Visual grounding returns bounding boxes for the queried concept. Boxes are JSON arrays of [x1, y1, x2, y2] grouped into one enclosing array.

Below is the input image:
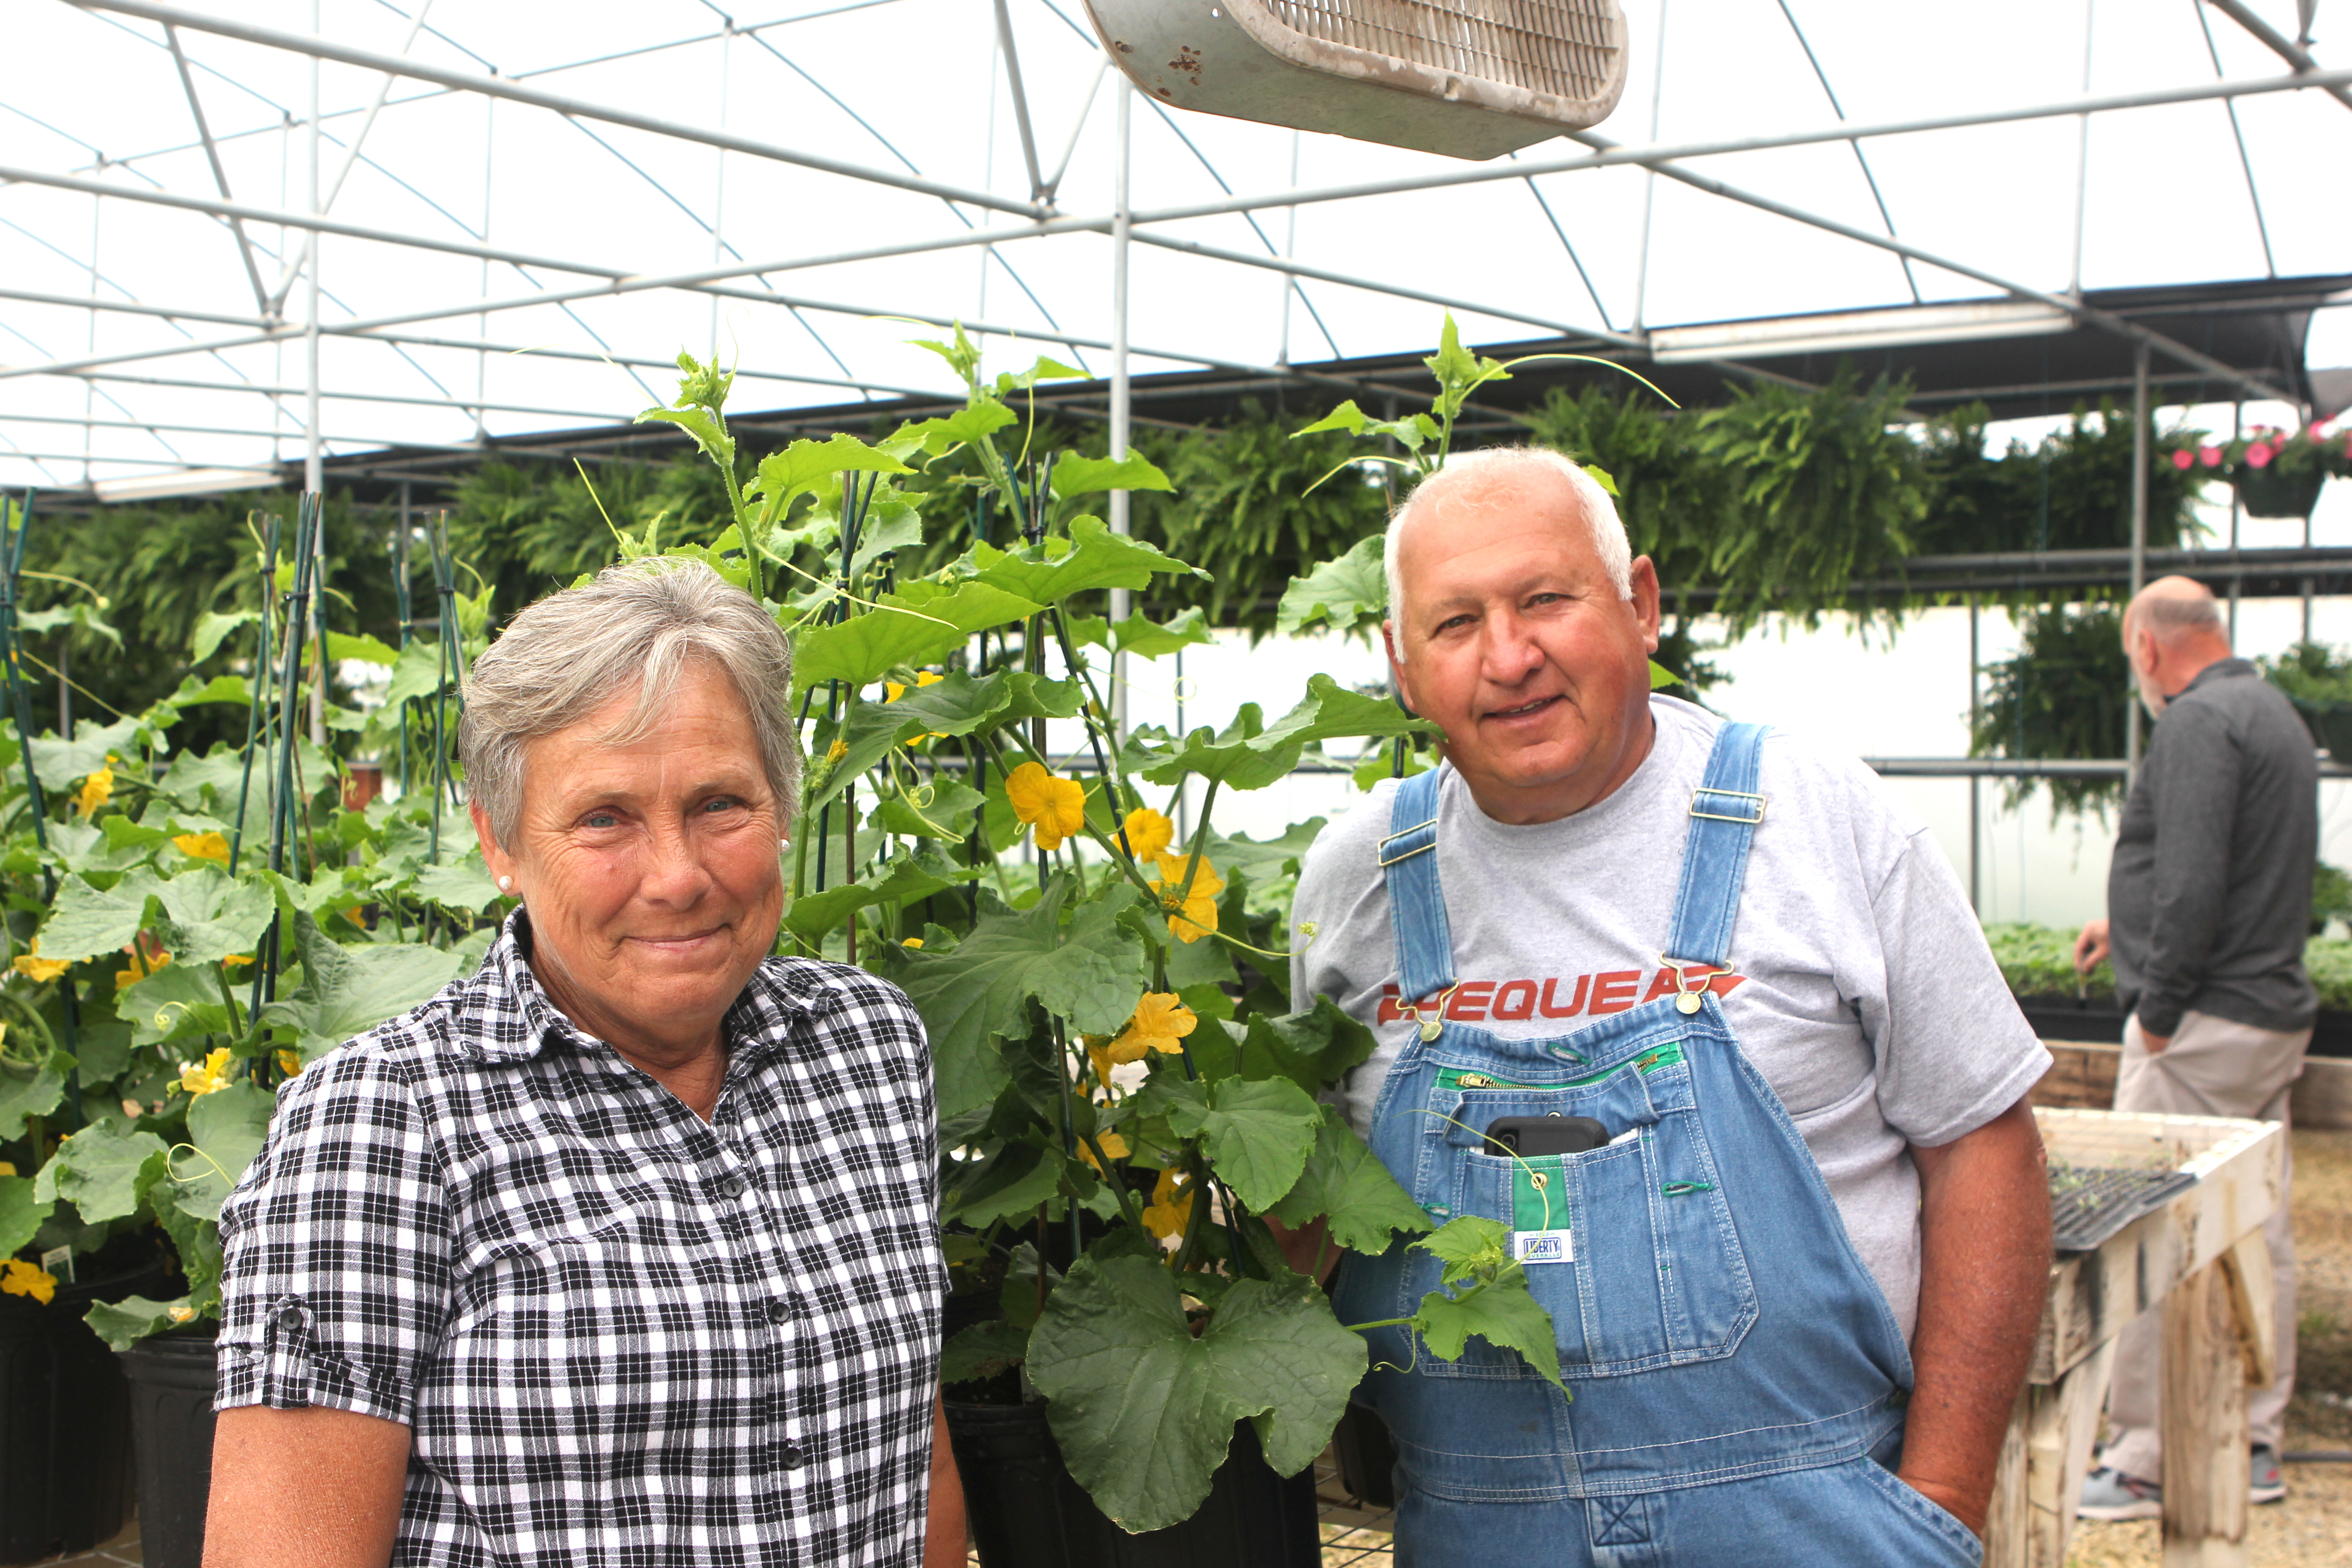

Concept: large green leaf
[[792, 580, 1043, 696], [152, 865, 278, 967], [0, 1173, 51, 1254], [945, 1139, 1068, 1228], [1234, 997, 1377, 1094], [1048, 453, 1174, 499], [1131, 676, 1435, 792], [1026, 1257, 1366, 1532], [192, 609, 262, 663], [633, 405, 734, 478], [171, 1080, 274, 1221], [258, 915, 465, 1062], [967, 516, 1205, 606], [16, 602, 121, 649], [381, 640, 452, 711], [0, 1051, 69, 1140], [802, 693, 910, 816], [869, 777, 986, 839], [28, 714, 150, 794], [900, 398, 1016, 457], [409, 853, 505, 914], [940, 1319, 1031, 1385], [1406, 1216, 1566, 1392], [38, 869, 167, 964], [877, 669, 1084, 740], [83, 1295, 194, 1353], [118, 962, 232, 1050], [749, 434, 911, 512], [1166, 1076, 1322, 1212], [893, 879, 1150, 1118], [325, 631, 402, 666], [1267, 1108, 1432, 1256], [39, 1120, 168, 1224], [1276, 534, 1388, 637], [782, 851, 972, 946]]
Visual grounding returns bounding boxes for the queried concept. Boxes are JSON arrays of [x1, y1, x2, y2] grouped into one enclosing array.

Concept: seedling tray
[[2047, 1162, 2198, 1253]]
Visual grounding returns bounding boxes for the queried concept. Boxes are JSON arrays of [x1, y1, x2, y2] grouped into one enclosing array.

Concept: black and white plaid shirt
[[216, 914, 945, 1567]]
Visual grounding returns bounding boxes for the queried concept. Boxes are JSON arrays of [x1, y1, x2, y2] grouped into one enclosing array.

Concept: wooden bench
[[1984, 1108, 2283, 1568]]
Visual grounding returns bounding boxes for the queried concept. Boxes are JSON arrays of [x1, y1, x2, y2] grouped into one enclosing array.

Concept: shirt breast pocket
[[1412, 1048, 1757, 1380]]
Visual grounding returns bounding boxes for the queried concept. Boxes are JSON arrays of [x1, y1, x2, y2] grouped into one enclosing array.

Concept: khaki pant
[[2099, 1008, 2307, 1480]]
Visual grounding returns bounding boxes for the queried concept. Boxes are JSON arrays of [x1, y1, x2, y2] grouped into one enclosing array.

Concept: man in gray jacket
[[2075, 576, 2315, 1518]]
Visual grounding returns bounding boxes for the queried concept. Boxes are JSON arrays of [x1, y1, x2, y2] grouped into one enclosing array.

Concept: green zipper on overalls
[[1436, 1042, 1686, 1098]]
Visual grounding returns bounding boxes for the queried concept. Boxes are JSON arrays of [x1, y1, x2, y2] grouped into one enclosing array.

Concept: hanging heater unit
[[1083, 0, 1628, 161]]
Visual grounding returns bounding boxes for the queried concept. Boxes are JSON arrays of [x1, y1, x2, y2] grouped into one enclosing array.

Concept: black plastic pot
[[1328, 1402, 1398, 1510], [2236, 465, 2326, 519], [0, 1244, 165, 1565], [119, 1322, 220, 1568], [946, 1399, 1318, 1568]]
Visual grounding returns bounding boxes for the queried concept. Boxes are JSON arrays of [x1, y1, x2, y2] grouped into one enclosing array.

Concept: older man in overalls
[[1289, 447, 2054, 1564]]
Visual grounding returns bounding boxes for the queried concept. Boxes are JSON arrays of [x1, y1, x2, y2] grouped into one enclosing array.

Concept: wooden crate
[[2031, 1108, 2281, 1385], [1986, 1109, 2283, 1568]]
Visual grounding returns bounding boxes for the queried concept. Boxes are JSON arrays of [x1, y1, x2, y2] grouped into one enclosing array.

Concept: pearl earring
[[498, 876, 513, 891]]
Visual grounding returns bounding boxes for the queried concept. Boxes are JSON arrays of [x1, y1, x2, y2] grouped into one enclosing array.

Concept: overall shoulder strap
[[1379, 765, 1455, 1011], [1664, 722, 1770, 970]]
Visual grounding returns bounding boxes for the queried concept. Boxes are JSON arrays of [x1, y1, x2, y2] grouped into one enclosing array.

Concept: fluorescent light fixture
[[91, 466, 282, 504], [1648, 300, 2076, 363]]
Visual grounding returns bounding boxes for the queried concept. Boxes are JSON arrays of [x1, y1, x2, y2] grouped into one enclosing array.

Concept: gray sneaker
[[2078, 1465, 2162, 1522], [2251, 1444, 2285, 1505]]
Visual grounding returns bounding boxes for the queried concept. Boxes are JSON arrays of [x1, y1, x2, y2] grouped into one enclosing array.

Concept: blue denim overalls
[[1331, 726, 1982, 1565]]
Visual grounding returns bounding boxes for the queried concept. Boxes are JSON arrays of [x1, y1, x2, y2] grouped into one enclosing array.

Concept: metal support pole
[[306, 1, 326, 746], [1277, 131, 1299, 366], [2069, 0, 2095, 296], [1630, 0, 1670, 332], [1968, 595, 1982, 914], [1106, 77, 1133, 740], [2229, 403, 2243, 642], [2127, 339, 2148, 778]]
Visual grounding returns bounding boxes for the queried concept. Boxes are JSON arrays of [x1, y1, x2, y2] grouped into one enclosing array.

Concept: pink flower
[[2200, 445, 2223, 467], [2171, 449, 2194, 470], [2246, 442, 2274, 468]]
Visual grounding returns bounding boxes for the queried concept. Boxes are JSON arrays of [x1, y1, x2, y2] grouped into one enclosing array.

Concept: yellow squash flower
[[1148, 854, 1225, 945], [0, 1161, 15, 1177], [11, 940, 68, 983], [900, 936, 924, 949], [1121, 808, 1175, 862], [172, 831, 231, 862], [117, 945, 171, 991], [1105, 993, 1196, 1066], [178, 1047, 234, 1097], [825, 739, 849, 765], [0, 1259, 57, 1305], [1142, 1166, 1194, 1243], [883, 670, 944, 702], [1005, 762, 1086, 852], [72, 766, 113, 818], [1077, 1128, 1131, 1172], [277, 1049, 303, 1078]]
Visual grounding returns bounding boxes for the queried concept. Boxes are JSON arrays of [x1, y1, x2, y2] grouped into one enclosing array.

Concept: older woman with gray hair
[[206, 559, 962, 1568]]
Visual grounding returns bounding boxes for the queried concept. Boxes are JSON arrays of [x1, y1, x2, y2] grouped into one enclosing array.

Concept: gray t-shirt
[[1290, 695, 2050, 1339]]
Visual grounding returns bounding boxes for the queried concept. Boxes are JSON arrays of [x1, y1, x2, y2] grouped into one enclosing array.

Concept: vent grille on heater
[[1261, 0, 1621, 105], [1085, 0, 1628, 161]]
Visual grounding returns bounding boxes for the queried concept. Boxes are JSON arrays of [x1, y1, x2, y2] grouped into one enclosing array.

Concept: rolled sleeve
[[214, 1045, 451, 1424]]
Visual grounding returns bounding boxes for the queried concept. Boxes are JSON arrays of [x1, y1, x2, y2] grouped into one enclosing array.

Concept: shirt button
[[780, 1443, 808, 1470], [718, 1171, 749, 1199], [275, 1306, 303, 1330], [766, 1299, 791, 1326]]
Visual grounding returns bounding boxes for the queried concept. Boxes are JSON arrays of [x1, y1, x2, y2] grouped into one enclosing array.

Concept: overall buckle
[[1396, 981, 1462, 1041], [1659, 954, 1725, 1016], [1689, 787, 1767, 825]]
